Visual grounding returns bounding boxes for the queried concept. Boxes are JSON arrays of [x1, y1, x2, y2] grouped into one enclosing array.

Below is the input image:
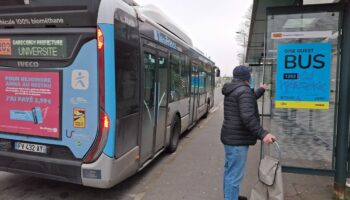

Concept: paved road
[[0, 88, 229, 200]]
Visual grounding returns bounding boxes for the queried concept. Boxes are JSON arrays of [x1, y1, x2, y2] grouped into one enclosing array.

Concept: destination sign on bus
[[0, 36, 67, 58]]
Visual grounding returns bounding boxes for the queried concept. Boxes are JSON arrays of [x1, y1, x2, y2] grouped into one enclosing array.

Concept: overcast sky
[[135, 0, 253, 77]]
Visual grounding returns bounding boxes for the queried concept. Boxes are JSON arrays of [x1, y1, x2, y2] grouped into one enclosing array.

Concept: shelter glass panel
[[264, 11, 339, 170]]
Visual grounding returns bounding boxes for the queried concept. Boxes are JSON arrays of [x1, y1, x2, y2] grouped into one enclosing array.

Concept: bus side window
[[114, 14, 140, 158], [170, 52, 180, 102], [115, 20, 140, 117], [182, 55, 190, 98], [170, 52, 190, 102]]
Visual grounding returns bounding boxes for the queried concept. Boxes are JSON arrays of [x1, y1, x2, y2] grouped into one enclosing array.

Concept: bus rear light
[[103, 115, 109, 128], [97, 26, 105, 110], [83, 26, 107, 163], [97, 28, 104, 50], [83, 110, 110, 163]]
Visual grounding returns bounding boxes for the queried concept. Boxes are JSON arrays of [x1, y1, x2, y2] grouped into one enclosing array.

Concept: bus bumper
[[81, 146, 139, 188], [0, 151, 82, 184]]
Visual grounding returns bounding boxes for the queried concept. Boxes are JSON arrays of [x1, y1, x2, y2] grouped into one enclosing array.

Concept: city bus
[[0, 0, 217, 188]]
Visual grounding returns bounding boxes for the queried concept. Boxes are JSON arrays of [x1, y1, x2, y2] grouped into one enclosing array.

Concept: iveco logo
[[24, 0, 30, 5], [18, 61, 39, 68]]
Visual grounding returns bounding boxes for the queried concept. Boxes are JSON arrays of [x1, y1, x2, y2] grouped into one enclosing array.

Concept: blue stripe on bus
[[99, 23, 116, 158]]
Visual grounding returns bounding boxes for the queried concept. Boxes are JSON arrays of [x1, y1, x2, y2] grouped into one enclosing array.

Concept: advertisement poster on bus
[[275, 42, 332, 109], [0, 71, 60, 138]]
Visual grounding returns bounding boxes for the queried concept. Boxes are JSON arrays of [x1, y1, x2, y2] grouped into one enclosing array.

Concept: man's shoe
[[346, 178, 350, 187], [238, 196, 248, 200]]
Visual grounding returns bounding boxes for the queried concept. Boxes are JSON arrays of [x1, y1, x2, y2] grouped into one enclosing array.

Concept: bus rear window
[[0, 36, 67, 59]]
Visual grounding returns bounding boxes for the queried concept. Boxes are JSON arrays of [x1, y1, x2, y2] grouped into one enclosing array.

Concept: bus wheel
[[203, 103, 210, 118], [167, 116, 180, 153]]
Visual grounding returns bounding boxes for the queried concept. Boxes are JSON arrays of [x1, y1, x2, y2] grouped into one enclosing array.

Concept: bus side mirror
[[216, 69, 220, 77]]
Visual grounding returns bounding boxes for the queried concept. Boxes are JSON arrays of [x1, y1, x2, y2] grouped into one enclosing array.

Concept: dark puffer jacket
[[221, 79, 268, 146]]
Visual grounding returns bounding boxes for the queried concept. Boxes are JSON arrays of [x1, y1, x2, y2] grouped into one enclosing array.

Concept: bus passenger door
[[155, 52, 168, 152], [141, 48, 169, 163], [189, 63, 199, 124], [141, 50, 157, 162]]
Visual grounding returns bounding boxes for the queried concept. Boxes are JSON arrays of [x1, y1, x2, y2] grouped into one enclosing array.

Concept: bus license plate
[[15, 142, 47, 154]]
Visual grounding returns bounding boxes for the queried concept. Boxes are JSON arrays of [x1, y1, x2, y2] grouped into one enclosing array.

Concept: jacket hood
[[222, 78, 248, 96]]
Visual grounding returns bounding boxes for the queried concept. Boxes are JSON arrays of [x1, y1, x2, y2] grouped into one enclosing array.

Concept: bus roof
[[135, 5, 193, 47], [0, 0, 101, 28]]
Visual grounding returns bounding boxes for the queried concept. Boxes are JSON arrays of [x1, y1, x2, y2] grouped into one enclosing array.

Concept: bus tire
[[203, 102, 210, 118], [167, 115, 180, 153]]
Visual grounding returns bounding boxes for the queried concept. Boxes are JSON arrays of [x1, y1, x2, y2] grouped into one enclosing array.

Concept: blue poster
[[275, 43, 331, 109]]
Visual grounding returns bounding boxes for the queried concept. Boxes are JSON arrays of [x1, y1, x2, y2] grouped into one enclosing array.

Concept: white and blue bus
[[0, 0, 218, 188]]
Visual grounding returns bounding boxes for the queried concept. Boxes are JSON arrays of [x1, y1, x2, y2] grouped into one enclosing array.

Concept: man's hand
[[260, 83, 268, 90], [263, 133, 276, 144]]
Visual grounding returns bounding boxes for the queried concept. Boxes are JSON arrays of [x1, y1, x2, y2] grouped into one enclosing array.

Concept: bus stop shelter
[[246, 0, 350, 198]]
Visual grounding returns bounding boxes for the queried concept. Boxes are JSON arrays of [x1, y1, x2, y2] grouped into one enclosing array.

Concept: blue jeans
[[223, 145, 249, 200]]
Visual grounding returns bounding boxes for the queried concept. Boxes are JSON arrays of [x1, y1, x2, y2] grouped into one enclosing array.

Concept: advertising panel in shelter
[[275, 42, 331, 109], [0, 71, 60, 138]]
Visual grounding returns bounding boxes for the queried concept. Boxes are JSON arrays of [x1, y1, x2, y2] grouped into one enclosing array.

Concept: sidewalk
[[136, 99, 341, 200], [241, 143, 335, 200]]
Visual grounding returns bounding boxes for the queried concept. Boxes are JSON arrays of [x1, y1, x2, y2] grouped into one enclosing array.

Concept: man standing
[[221, 65, 276, 200]]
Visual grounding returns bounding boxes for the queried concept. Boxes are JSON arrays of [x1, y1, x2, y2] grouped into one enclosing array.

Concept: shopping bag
[[250, 180, 268, 200], [259, 155, 279, 186], [250, 142, 284, 200]]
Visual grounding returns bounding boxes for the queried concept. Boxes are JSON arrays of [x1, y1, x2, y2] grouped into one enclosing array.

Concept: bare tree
[[235, 5, 252, 65]]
